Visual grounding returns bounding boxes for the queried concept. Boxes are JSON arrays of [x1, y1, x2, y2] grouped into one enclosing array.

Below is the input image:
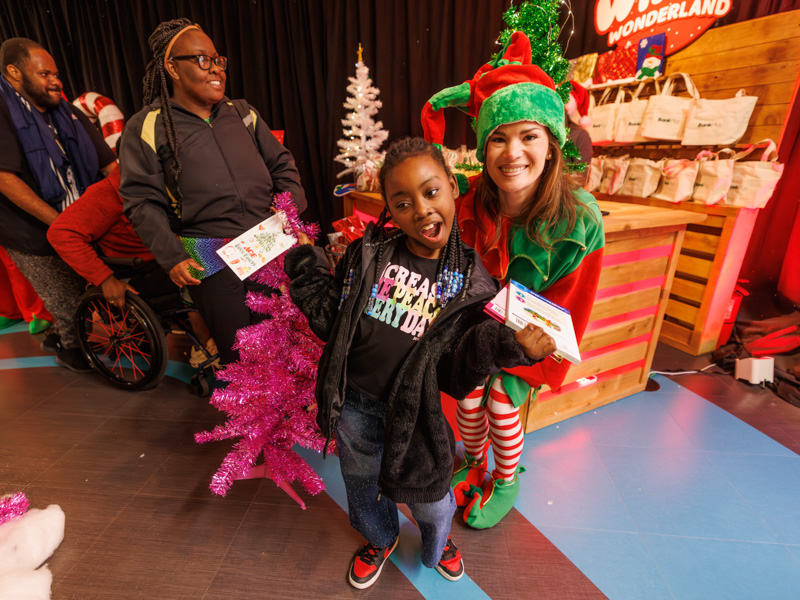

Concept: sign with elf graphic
[[595, 0, 733, 55]]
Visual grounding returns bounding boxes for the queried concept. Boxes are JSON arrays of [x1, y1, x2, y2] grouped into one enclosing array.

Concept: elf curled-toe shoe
[[451, 452, 488, 507], [463, 467, 524, 529]]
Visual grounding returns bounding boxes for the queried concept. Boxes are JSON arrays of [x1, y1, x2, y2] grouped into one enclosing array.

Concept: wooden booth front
[[591, 10, 800, 355]]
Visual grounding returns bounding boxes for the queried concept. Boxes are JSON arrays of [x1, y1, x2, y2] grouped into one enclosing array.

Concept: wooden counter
[[596, 194, 759, 356], [519, 200, 705, 431], [343, 192, 706, 431], [585, 11, 800, 354], [344, 190, 384, 220]]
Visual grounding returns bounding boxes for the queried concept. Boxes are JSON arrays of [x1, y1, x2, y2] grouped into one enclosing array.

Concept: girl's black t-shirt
[[346, 239, 444, 402]]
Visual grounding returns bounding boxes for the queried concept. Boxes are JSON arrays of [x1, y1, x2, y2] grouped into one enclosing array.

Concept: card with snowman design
[[635, 34, 666, 80]]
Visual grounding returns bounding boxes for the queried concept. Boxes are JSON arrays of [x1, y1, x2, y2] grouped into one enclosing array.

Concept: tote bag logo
[[595, 0, 733, 55]]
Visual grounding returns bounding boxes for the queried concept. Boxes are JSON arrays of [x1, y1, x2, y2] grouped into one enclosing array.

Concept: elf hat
[[421, 31, 565, 162], [569, 80, 592, 128]]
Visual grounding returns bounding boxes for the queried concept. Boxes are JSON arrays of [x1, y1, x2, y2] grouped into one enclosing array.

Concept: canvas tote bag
[[641, 73, 699, 141], [651, 159, 699, 203], [589, 88, 627, 146], [681, 89, 758, 146], [620, 157, 664, 198], [725, 140, 785, 209], [691, 149, 736, 205], [615, 79, 660, 144], [599, 154, 630, 195], [585, 155, 604, 192]]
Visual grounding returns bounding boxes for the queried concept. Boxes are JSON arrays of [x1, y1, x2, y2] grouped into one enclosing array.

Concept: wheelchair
[[74, 258, 218, 397]]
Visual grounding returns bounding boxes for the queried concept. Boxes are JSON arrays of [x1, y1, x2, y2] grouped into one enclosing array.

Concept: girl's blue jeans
[[336, 387, 456, 568]]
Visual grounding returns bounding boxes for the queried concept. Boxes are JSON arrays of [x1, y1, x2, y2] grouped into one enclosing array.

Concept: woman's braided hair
[[372, 137, 470, 307], [142, 18, 195, 188]]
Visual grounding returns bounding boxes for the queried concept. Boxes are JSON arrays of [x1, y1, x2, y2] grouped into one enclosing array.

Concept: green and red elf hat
[[421, 31, 566, 163]]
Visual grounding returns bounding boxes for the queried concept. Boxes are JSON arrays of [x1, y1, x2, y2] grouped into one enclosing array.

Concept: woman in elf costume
[[421, 32, 605, 529]]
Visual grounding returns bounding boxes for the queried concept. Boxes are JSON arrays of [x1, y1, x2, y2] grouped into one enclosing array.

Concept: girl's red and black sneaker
[[435, 537, 464, 581], [347, 537, 399, 589]]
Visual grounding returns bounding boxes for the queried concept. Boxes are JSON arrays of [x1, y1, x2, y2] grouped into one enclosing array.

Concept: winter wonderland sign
[[594, 0, 733, 55]]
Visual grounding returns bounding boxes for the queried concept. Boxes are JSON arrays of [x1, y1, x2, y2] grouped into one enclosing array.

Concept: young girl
[[284, 137, 555, 589], [421, 32, 605, 529]]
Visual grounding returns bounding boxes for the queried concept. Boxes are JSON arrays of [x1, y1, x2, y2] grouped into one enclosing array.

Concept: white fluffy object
[[0, 504, 64, 599], [0, 505, 64, 571], [0, 566, 53, 600]]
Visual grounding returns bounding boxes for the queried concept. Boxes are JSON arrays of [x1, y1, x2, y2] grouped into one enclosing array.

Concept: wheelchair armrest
[[101, 256, 144, 268]]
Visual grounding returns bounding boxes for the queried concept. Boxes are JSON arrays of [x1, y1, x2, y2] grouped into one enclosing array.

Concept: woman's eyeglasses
[[169, 55, 228, 71]]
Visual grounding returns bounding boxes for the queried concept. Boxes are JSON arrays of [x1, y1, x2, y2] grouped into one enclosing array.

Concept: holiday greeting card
[[635, 34, 666, 80], [217, 212, 296, 280], [503, 280, 581, 365]]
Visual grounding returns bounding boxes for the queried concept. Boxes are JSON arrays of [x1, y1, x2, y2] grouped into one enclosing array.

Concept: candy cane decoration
[[73, 92, 125, 152]]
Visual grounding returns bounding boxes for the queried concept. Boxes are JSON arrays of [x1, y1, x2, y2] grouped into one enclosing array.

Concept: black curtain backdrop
[[1, 0, 797, 231], [0, 0, 509, 231]]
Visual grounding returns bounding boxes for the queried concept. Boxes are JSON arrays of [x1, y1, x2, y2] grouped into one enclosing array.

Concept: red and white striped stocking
[[486, 377, 524, 481], [455, 385, 489, 459]]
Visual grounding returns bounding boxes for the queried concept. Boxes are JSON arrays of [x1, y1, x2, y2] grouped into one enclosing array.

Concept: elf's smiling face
[[484, 121, 551, 212]]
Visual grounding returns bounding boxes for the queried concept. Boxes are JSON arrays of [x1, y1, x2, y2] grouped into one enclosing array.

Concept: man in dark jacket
[[0, 38, 117, 372]]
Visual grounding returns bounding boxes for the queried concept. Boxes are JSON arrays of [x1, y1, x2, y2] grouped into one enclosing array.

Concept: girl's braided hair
[[142, 18, 194, 190]]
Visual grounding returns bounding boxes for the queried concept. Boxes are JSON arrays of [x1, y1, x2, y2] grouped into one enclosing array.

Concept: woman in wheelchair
[[47, 164, 218, 394]]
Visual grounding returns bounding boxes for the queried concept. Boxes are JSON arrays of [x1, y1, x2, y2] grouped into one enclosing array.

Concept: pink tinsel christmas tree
[[0, 492, 29, 525], [195, 193, 330, 500]]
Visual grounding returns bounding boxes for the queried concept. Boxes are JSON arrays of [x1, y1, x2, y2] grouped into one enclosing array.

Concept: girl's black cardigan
[[284, 230, 536, 504]]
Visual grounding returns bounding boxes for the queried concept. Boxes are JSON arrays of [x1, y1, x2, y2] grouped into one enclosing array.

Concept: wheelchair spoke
[[117, 344, 146, 380], [90, 341, 115, 361], [116, 329, 148, 345], [88, 301, 117, 335], [77, 288, 169, 390], [111, 352, 126, 379], [86, 314, 115, 340], [121, 341, 151, 361]]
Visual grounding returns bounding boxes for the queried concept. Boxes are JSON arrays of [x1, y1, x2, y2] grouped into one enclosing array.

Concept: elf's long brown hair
[[476, 129, 586, 250]]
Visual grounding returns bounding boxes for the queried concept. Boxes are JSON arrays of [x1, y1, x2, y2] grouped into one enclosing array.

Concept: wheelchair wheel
[[75, 288, 168, 390], [190, 372, 211, 398]]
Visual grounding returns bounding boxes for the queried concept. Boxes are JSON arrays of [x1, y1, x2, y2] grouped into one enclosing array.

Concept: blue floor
[[3, 318, 799, 598], [499, 376, 800, 600], [300, 375, 800, 600]]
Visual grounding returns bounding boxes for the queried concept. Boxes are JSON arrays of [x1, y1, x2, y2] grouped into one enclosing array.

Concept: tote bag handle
[[661, 72, 699, 100], [732, 139, 778, 162], [663, 158, 695, 177], [696, 148, 736, 162], [630, 77, 661, 101], [597, 86, 614, 106]]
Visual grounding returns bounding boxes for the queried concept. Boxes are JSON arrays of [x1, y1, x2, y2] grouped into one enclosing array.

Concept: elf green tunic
[[457, 176, 605, 407]]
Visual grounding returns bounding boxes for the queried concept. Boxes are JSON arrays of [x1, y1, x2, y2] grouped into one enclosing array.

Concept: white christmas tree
[[334, 44, 388, 182]]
